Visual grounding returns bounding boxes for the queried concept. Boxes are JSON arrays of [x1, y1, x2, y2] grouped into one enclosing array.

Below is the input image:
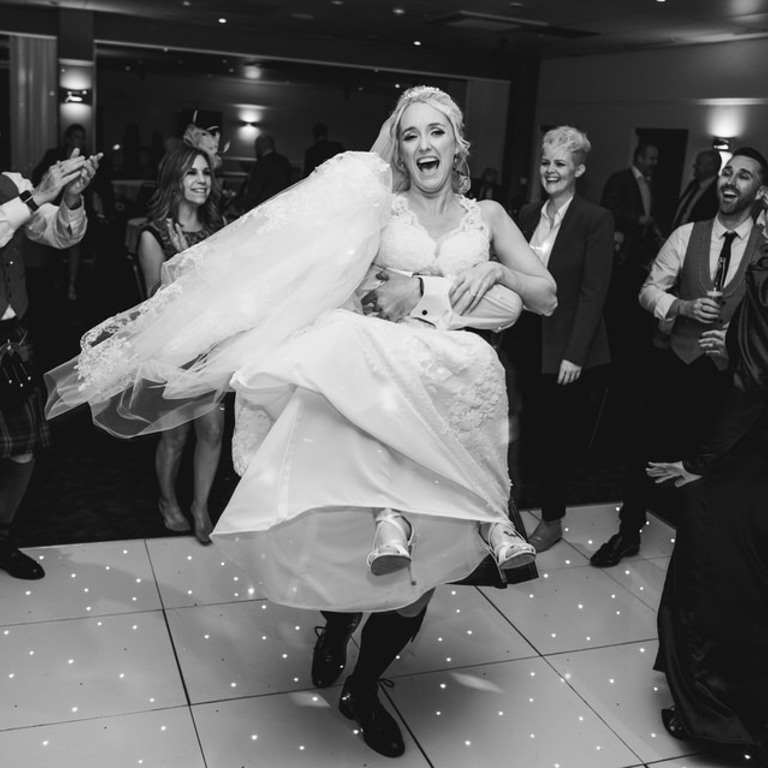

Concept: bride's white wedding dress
[[215, 193, 514, 611], [45, 152, 521, 612]]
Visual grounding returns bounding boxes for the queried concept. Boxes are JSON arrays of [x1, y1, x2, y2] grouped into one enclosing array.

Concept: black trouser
[[523, 372, 591, 522], [619, 348, 731, 535]]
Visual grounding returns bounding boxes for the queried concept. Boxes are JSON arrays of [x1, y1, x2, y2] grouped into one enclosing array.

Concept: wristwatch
[[18, 190, 39, 213]]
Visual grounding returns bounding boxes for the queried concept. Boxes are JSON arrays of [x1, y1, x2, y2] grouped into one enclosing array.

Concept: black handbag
[[0, 335, 35, 405]]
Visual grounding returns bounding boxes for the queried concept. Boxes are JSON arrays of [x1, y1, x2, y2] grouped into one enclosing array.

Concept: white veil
[[45, 152, 393, 436]]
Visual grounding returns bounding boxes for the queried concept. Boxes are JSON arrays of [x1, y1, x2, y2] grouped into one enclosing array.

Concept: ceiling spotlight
[[413, 40, 422, 46], [218, 17, 227, 23], [393, 8, 406, 15], [243, 63, 262, 80]]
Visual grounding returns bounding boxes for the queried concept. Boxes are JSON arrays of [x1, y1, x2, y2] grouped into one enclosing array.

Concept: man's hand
[[557, 359, 582, 385], [62, 149, 103, 208], [33, 152, 88, 205], [361, 270, 421, 322], [647, 460, 702, 487], [699, 328, 728, 360], [449, 262, 501, 315], [678, 296, 721, 324]]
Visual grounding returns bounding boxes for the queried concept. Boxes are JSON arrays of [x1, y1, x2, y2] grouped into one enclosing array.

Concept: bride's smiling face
[[398, 102, 456, 193]]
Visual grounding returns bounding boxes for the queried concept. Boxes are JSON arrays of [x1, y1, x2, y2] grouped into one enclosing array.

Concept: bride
[[46, 86, 556, 614]]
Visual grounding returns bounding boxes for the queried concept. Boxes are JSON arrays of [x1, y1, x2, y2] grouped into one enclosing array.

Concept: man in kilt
[[0, 134, 101, 579]]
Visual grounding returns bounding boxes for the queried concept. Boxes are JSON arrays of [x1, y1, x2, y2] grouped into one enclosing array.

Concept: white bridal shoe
[[367, 509, 415, 576], [481, 521, 536, 569]]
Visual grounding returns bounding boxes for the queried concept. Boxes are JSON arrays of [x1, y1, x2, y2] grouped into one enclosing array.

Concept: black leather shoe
[[0, 540, 45, 580], [661, 706, 691, 740], [339, 678, 404, 758], [590, 532, 640, 568], [311, 613, 362, 688]]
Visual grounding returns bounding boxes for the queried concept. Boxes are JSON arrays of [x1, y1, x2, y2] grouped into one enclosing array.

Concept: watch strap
[[19, 190, 40, 213]]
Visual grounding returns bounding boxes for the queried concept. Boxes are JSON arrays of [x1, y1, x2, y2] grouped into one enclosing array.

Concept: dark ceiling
[[3, 0, 768, 82]]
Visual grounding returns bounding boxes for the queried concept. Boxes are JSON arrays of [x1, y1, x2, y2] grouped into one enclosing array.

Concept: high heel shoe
[[159, 500, 190, 533], [482, 520, 536, 569], [367, 509, 414, 576], [191, 505, 213, 545]]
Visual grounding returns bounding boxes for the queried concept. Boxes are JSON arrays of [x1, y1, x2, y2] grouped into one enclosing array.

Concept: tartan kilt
[[0, 319, 51, 458]]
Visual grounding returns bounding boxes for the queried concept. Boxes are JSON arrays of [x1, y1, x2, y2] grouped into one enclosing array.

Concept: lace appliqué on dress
[[232, 399, 274, 476]]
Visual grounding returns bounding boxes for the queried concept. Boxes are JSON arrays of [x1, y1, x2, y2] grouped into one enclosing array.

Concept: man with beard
[[591, 148, 767, 567]]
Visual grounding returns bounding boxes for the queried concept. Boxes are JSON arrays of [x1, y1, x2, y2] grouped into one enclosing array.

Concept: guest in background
[[1, 135, 100, 579], [507, 126, 613, 552], [648, 249, 768, 766], [303, 122, 344, 177], [137, 142, 226, 544], [469, 166, 503, 202], [591, 148, 767, 567], [601, 142, 664, 414], [242, 134, 292, 211], [671, 149, 721, 230]]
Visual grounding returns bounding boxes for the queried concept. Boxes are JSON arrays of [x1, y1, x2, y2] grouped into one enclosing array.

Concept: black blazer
[[515, 195, 614, 374], [600, 167, 659, 268]]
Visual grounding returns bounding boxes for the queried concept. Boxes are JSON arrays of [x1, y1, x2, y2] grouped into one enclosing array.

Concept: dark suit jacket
[[244, 151, 293, 210], [304, 139, 344, 177], [674, 177, 719, 228], [601, 167, 660, 269], [514, 195, 614, 374]]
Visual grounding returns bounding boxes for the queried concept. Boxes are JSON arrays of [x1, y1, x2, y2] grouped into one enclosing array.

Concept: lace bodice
[[377, 194, 490, 276]]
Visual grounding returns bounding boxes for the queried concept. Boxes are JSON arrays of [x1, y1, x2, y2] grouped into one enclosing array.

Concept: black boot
[[311, 611, 362, 688], [0, 460, 42, 580], [339, 607, 427, 757], [0, 526, 44, 580]]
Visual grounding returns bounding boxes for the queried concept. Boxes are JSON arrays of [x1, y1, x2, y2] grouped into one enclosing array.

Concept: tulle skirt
[[213, 309, 512, 612]]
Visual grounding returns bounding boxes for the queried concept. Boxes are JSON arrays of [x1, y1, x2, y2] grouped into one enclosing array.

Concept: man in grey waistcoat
[[592, 147, 767, 567], [0, 133, 101, 579]]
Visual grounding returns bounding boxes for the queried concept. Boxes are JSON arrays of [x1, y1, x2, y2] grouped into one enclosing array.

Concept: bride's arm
[[450, 200, 556, 317]]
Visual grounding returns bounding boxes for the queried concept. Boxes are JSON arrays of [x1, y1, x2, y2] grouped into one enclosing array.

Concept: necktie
[[672, 182, 698, 229], [712, 231, 737, 291]]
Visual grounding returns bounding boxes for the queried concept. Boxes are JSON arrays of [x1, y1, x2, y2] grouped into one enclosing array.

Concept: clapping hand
[[62, 148, 103, 203], [646, 460, 702, 487], [34, 151, 89, 205], [166, 220, 190, 253]]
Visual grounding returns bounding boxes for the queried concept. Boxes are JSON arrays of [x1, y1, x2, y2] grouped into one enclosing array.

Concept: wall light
[[712, 136, 732, 151], [60, 88, 92, 105]]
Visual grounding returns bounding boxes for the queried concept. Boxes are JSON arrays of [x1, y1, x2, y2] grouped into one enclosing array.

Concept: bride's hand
[[646, 460, 702, 487], [450, 262, 501, 315]]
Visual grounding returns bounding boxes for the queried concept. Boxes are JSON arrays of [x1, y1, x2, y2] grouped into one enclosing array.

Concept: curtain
[[9, 35, 58, 177]]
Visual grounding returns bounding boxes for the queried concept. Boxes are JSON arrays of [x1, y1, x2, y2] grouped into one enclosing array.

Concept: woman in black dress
[[648, 250, 768, 765]]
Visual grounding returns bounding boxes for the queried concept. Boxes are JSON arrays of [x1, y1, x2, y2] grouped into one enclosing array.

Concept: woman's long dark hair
[[147, 144, 224, 231]]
